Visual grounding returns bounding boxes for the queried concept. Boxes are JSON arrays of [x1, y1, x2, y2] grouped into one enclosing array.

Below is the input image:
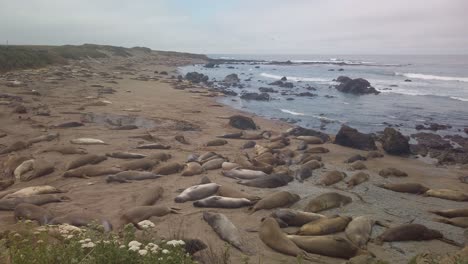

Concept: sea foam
[[396, 72, 468, 82], [280, 109, 305, 116], [261, 73, 330, 82]]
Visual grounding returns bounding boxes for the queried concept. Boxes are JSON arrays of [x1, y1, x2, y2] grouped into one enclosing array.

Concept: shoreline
[[0, 50, 467, 263]]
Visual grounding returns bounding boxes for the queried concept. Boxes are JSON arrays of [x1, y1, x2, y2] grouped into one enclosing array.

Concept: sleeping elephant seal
[[193, 196, 253, 208], [298, 215, 352, 236], [345, 216, 374, 249], [181, 162, 203, 176], [222, 169, 267, 180], [14, 203, 54, 225], [21, 162, 55, 182], [49, 212, 112, 232], [375, 224, 443, 245], [63, 165, 121, 178], [119, 158, 159, 171], [206, 139, 228, 147], [203, 212, 252, 254], [40, 145, 87, 155], [201, 158, 225, 171], [305, 192, 352, 213], [347, 172, 370, 188], [174, 183, 220, 203], [259, 217, 318, 261], [375, 182, 429, 194], [106, 171, 162, 183], [237, 173, 293, 188], [0, 194, 70, 210], [319, 170, 346, 186], [153, 162, 183, 175], [251, 191, 300, 212], [287, 235, 364, 259], [216, 185, 260, 201], [429, 208, 468, 218], [66, 154, 107, 170], [271, 209, 326, 227], [137, 186, 164, 206], [120, 206, 180, 226], [106, 152, 147, 159], [5, 185, 63, 199], [424, 189, 468, 201], [434, 217, 468, 228]]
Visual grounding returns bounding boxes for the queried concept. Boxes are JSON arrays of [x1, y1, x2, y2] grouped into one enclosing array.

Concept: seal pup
[[429, 208, 468, 218], [242, 141, 256, 149], [221, 162, 241, 171], [153, 162, 183, 175], [203, 212, 252, 254], [174, 135, 190, 145], [106, 171, 162, 183], [271, 209, 326, 228], [66, 154, 107, 170], [49, 212, 112, 232], [425, 189, 468, 201], [251, 191, 300, 212], [136, 143, 171, 150], [63, 165, 121, 178], [217, 132, 243, 139], [120, 206, 180, 226], [287, 235, 364, 259], [367, 151, 384, 159], [345, 216, 374, 249], [434, 217, 468, 228], [187, 153, 200, 163], [302, 160, 323, 170], [193, 196, 253, 208], [5, 185, 63, 198], [298, 216, 352, 236], [375, 224, 442, 245], [378, 168, 408, 178], [136, 186, 164, 206], [14, 159, 34, 179], [206, 139, 228, 146], [21, 162, 54, 182], [50, 121, 84, 128], [222, 169, 267, 180], [119, 158, 159, 171], [345, 155, 367, 164], [27, 132, 59, 145], [70, 138, 107, 145], [181, 162, 203, 176], [216, 185, 260, 201], [375, 182, 429, 194], [39, 145, 87, 155], [0, 141, 30, 154], [319, 170, 346, 186], [201, 158, 225, 170], [296, 136, 323, 145], [294, 166, 313, 183], [349, 161, 367, 171], [259, 217, 317, 261], [14, 203, 54, 225], [175, 183, 220, 203], [106, 152, 146, 159], [237, 173, 293, 188], [305, 192, 352, 213], [304, 147, 329, 154], [3, 155, 32, 177], [0, 194, 70, 210], [347, 172, 370, 188]]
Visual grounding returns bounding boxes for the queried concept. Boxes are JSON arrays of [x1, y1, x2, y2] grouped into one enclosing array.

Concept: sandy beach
[[0, 49, 467, 264]]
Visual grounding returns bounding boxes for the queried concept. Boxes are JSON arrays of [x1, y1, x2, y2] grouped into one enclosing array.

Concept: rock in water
[[229, 115, 257, 130], [334, 125, 377, 150], [381, 127, 410, 155], [223, 74, 240, 84], [335, 76, 380, 95]]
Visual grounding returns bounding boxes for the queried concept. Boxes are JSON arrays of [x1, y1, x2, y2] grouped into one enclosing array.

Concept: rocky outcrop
[[259, 87, 277, 93], [240, 92, 270, 101], [381, 127, 410, 155], [204, 63, 216, 68], [185, 72, 209, 84], [411, 132, 468, 164], [229, 115, 257, 130], [286, 126, 330, 142], [295, 92, 317, 97], [334, 125, 377, 150], [269, 80, 294, 88], [335, 76, 380, 95], [415, 123, 452, 131], [223, 74, 240, 84]]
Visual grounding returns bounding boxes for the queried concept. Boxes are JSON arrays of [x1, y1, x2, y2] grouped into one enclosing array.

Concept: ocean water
[[179, 54, 468, 135]]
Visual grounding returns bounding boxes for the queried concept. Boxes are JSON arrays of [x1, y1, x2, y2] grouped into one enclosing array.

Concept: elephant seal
[[347, 172, 370, 188], [21, 162, 54, 181], [119, 158, 159, 171], [50, 121, 84, 128], [345, 216, 374, 249], [375, 224, 442, 245], [349, 161, 367, 171], [297, 141, 308, 151], [319, 170, 346, 186], [187, 153, 200, 163], [0, 141, 30, 154], [181, 162, 203, 176], [203, 212, 252, 254], [193, 196, 253, 208], [175, 183, 220, 203], [40, 145, 87, 155], [217, 132, 243, 139], [137, 186, 164, 206], [66, 154, 107, 170], [297, 136, 323, 145], [14, 159, 34, 179], [378, 168, 408, 178], [237, 173, 293, 188], [302, 160, 323, 170], [345, 155, 367, 164], [297, 154, 322, 164], [70, 138, 107, 145], [376, 182, 429, 194], [305, 192, 352, 213], [367, 151, 384, 159], [14, 203, 54, 225], [294, 166, 313, 183], [106, 171, 162, 183], [425, 189, 468, 201], [120, 206, 179, 226], [136, 143, 171, 150], [27, 132, 59, 145], [106, 152, 146, 159], [298, 216, 352, 236], [0, 194, 70, 210], [429, 208, 468, 218], [287, 235, 364, 259], [242, 141, 256, 149], [259, 217, 316, 260], [216, 185, 260, 201], [221, 162, 241, 171], [251, 191, 300, 212], [147, 153, 172, 161], [174, 135, 189, 144], [63, 165, 121, 178], [202, 158, 225, 170], [49, 212, 112, 231], [434, 217, 468, 228], [198, 152, 219, 163], [3, 155, 32, 177], [206, 139, 228, 147], [6, 185, 63, 198], [153, 162, 183, 175], [222, 169, 267, 180], [271, 209, 326, 227], [305, 147, 329, 154]]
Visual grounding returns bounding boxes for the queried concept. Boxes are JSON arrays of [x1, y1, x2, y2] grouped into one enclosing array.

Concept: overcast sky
[[1, 0, 467, 54]]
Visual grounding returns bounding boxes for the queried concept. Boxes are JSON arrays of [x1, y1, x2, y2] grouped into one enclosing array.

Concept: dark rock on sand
[[240, 92, 270, 101], [229, 115, 257, 130], [381, 127, 410, 155], [335, 125, 377, 150], [335, 76, 380, 95], [224, 74, 240, 84], [185, 72, 209, 84]]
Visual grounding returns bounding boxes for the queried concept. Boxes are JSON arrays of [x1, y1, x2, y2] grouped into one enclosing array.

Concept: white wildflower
[[128, 245, 140, 252], [84, 238, 91, 243], [79, 240, 85, 244], [81, 242, 95, 248], [119, 245, 126, 249], [162, 249, 169, 254], [166, 240, 185, 247], [66, 235, 74, 239], [128, 240, 142, 248], [138, 249, 148, 256], [103, 240, 110, 244], [36, 240, 44, 244], [137, 220, 155, 229]]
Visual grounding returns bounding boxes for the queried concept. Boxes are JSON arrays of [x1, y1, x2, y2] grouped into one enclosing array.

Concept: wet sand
[[0, 50, 467, 263]]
